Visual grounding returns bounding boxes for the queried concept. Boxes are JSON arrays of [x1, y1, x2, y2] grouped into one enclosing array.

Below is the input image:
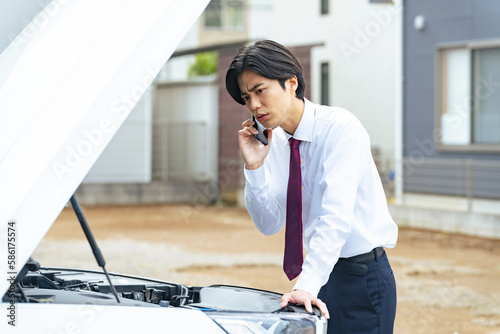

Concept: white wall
[[328, 0, 398, 172], [83, 89, 152, 183], [155, 76, 219, 182], [157, 16, 201, 82], [247, 0, 276, 40]]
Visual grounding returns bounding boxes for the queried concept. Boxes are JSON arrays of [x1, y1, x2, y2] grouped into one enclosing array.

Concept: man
[[226, 40, 398, 333]]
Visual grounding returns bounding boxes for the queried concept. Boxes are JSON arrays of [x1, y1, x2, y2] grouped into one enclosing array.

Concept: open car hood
[[0, 0, 210, 296]]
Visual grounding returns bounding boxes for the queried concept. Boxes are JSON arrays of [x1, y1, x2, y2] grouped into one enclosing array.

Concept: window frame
[[435, 39, 500, 153], [320, 0, 329, 15], [320, 62, 330, 106], [204, 0, 246, 31]]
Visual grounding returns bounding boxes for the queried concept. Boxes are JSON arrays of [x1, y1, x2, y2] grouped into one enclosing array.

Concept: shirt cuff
[[244, 164, 267, 188], [292, 270, 324, 298]]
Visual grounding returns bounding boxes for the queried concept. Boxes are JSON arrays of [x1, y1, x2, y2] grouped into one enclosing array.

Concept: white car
[[0, 1, 326, 333]]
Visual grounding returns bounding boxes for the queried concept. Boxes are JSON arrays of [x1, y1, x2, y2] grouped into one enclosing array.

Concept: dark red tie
[[283, 137, 303, 280]]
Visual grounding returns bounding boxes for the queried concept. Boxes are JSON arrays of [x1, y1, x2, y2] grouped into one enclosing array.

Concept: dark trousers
[[318, 250, 397, 334]]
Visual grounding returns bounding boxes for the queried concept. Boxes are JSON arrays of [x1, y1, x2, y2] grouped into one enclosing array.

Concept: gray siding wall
[[403, 0, 500, 198]]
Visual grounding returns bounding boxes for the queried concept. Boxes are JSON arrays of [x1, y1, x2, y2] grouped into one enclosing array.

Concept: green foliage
[[188, 52, 218, 78]]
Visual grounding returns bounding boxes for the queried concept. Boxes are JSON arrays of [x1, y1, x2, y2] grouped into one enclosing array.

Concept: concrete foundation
[[389, 193, 500, 239]]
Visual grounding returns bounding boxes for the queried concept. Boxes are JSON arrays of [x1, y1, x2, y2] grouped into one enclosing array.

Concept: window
[[437, 42, 500, 151], [321, 0, 329, 15], [204, 0, 245, 30], [321, 62, 329, 105], [472, 47, 500, 143]]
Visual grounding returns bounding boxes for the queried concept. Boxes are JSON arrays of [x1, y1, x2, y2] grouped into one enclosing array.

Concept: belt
[[339, 247, 385, 264]]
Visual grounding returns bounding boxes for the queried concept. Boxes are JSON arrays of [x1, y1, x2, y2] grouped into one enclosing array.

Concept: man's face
[[237, 70, 295, 129]]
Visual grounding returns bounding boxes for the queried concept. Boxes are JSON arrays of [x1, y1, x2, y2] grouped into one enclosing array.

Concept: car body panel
[[1, 303, 225, 333]]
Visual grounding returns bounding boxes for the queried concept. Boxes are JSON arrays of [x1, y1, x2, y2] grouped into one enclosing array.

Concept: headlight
[[207, 312, 327, 334]]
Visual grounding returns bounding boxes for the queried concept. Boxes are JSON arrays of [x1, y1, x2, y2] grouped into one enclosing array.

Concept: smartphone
[[252, 116, 268, 145]]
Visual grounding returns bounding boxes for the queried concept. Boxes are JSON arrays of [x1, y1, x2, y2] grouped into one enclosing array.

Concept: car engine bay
[[3, 260, 319, 317]]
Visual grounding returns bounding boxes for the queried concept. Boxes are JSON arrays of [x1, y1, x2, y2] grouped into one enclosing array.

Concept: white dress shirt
[[244, 98, 398, 297]]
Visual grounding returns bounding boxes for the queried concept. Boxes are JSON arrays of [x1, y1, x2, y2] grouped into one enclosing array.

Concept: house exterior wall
[[76, 78, 219, 206], [403, 0, 500, 199], [217, 49, 248, 204], [83, 89, 152, 184], [326, 0, 398, 174], [153, 77, 219, 184], [266, 0, 399, 175]]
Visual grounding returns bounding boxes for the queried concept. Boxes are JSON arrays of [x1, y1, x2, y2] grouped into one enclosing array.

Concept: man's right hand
[[238, 119, 273, 170], [280, 289, 330, 319]]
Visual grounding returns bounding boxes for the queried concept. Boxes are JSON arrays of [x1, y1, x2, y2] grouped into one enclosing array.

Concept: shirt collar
[[283, 98, 315, 145]]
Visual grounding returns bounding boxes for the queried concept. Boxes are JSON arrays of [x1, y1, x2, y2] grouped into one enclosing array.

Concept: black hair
[[225, 40, 305, 105]]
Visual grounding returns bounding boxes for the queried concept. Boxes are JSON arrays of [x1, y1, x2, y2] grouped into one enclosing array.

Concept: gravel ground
[[33, 238, 283, 287]]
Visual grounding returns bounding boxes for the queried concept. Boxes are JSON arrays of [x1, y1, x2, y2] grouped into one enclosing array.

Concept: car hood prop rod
[[70, 194, 120, 303]]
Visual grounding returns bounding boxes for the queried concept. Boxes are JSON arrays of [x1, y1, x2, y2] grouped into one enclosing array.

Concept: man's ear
[[288, 75, 298, 94]]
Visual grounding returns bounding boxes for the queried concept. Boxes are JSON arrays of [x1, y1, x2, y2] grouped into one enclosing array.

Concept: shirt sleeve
[[244, 162, 286, 236], [293, 117, 371, 297]]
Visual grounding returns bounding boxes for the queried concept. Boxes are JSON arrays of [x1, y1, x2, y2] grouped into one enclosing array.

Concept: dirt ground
[[33, 203, 500, 334]]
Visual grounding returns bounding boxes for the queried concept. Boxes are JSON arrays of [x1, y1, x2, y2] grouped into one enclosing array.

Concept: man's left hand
[[280, 289, 330, 319]]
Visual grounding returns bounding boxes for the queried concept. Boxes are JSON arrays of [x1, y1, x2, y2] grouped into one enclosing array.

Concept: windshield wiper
[[70, 194, 120, 303]]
